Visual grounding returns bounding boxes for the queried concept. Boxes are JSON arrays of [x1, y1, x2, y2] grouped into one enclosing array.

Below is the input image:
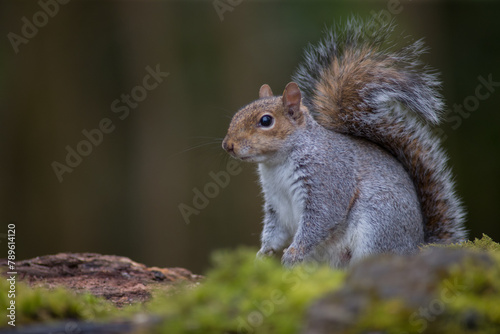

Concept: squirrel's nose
[[222, 139, 234, 153]]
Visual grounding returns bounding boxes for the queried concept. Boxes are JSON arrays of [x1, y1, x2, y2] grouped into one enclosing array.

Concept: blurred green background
[[0, 0, 499, 274]]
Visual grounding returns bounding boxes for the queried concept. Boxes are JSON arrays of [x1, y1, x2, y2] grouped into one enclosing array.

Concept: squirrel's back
[[293, 17, 467, 243]]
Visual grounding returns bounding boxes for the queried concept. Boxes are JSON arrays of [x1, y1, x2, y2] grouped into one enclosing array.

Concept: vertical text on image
[[6, 223, 17, 327]]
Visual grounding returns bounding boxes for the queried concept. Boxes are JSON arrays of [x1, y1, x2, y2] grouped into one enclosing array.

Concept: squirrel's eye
[[259, 115, 274, 128]]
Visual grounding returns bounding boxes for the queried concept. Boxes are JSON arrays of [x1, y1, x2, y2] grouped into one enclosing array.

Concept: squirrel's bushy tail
[[293, 17, 467, 243]]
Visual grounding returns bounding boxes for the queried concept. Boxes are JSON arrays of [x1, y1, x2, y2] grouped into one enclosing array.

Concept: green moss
[[4, 236, 500, 333], [149, 247, 345, 333], [457, 234, 500, 252], [429, 234, 500, 252], [0, 277, 118, 327], [351, 235, 500, 334], [1, 248, 344, 332], [443, 252, 500, 333]]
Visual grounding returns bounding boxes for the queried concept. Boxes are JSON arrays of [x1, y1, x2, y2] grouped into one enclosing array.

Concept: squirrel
[[222, 17, 467, 268]]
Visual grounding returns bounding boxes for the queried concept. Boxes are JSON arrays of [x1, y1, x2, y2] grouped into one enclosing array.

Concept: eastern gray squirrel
[[222, 18, 467, 268]]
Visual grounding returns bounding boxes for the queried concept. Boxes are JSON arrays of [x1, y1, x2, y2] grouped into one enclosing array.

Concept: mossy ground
[[0, 248, 344, 332], [0, 279, 118, 326], [353, 235, 500, 334], [148, 248, 345, 333], [2, 235, 500, 333]]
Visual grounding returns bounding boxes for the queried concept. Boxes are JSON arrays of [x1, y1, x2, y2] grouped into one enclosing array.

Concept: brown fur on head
[[222, 82, 307, 163]]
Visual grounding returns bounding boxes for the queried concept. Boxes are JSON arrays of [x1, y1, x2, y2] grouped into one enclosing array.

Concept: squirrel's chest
[[258, 161, 305, 231]]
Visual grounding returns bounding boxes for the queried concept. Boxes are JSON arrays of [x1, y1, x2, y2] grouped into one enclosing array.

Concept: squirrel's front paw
[[281, 246, 304, 267], [257, 247, 276, 258]]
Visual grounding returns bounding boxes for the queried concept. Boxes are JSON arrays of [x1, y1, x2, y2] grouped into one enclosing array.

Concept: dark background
[[1, 0, 499, 274]]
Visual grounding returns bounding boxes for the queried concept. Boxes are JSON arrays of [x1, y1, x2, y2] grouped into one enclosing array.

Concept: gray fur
[[231, 17, 467, 268], [258, 115, 423, 268], [292, 17, 467, 244]]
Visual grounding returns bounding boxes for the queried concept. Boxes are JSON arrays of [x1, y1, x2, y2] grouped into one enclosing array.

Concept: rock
[[304, 247, 495, 334], [0, 253, 202, 307]]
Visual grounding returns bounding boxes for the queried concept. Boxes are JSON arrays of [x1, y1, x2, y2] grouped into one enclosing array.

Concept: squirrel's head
[[222, 82, 308, 163]]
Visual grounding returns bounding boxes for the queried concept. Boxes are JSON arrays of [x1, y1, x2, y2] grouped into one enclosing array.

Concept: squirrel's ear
[[282, 82, 302, 121], [259, 84, 273, 98]]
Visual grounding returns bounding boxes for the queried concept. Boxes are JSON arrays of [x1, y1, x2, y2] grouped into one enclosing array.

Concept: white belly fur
[[258, 160, 304, 234]]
